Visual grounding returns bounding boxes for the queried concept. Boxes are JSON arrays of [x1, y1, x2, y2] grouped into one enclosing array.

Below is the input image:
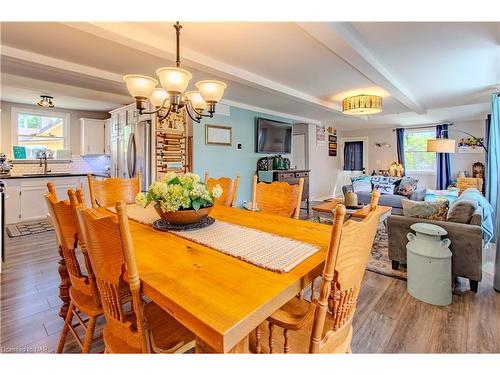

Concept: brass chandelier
[[123, 22, 227, 123]]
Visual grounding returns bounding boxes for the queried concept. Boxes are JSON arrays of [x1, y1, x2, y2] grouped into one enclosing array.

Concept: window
[[403, 129, 436, 173], [12, 108, 70, 159]]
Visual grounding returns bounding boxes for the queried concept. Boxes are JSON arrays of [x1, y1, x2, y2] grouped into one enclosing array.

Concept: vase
[[154, 204, 213, 225]]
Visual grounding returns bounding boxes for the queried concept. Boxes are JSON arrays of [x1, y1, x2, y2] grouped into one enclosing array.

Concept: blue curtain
[[343, 141, 363, 171], [489, 94, 500, 291], [396, 128, 405, 175], [436, 124, 451, 190], [487, 96, 499, 240]]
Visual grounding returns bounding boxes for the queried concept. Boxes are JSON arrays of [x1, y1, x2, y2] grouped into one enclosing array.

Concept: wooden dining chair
[[253, 191, 382, 354], [75, 201, 195, 353], [204, 172, 240, 207], [44, 184, 104, 353], [87, 173, 141, 208], [251, 175, 304, 219]]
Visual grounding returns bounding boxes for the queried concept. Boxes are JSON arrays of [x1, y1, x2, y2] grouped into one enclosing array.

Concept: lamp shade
[[195, 80, 227, 103], [427, 138, 456, 153], [342, 95, 382, 115], [156, 67, 192, 94], [150, 88, 169, 108], [185, 91, 207, 111], [123, 75, 158, 99]]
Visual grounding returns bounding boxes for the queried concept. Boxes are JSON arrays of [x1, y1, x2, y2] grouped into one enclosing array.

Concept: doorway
[[340, 137, 368, 173]]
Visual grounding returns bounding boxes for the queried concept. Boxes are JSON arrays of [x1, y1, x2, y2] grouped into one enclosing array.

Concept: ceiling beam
[[61, 22, 344, 114], [297, 22, 427, 115], [0, 45, 124, 84]]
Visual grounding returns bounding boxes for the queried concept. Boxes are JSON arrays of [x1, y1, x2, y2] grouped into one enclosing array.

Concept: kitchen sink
[[22, 172, 73, 177]]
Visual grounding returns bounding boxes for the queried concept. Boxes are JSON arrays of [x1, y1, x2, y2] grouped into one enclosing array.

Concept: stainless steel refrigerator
[[112, 119, 152, 191]]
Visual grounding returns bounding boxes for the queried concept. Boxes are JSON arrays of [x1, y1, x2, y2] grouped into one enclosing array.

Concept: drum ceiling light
[[342, 94, 382, 115], [123, 22, 227, 123]]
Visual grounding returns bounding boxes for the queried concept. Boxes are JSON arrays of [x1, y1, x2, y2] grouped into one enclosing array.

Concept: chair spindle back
[[204, 172, 240, 207], [87, 173, 141, 208], [76, 202, 151, 353], [309, 193, 382, 353], [251, 175, 304, 219]]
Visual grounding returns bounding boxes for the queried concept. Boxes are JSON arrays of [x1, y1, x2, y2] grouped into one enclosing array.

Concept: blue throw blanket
[[456, 188, 494, 244]]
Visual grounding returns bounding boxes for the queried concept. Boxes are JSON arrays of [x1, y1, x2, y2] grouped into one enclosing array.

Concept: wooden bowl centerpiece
[[135, 172, 223, 226]]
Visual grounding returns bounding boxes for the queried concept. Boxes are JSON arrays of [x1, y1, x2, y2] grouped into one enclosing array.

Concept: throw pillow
[[401, 199, 449, 221], [371, 176, 401, 195], [351, 176, 372, 193], [373, 182, 396, 195], [396, 177, 419, 197], [424, 188, 459, 203], [447, 199, 476, 223]]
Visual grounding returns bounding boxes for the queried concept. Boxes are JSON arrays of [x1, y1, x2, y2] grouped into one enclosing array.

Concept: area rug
[[369, 225, 407, 280], [306, 216, 407, 280], [6, 220, 54, 238]]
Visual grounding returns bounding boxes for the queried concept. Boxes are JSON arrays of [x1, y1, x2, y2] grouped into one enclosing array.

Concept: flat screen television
[[256, 118, 292, 154]]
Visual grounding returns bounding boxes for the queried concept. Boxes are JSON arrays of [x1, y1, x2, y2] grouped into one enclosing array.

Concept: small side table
[[311, 198, 344, 222]]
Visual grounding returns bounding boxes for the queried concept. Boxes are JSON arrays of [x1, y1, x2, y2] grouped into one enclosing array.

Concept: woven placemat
[[107, 204, 319, 273]]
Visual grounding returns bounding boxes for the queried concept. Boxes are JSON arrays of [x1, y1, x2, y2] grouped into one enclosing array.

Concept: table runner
[[107, 204, 320, 273]]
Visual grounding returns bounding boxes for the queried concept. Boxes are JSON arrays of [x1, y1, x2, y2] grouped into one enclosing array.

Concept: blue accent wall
[[193, 106, 292, 207]]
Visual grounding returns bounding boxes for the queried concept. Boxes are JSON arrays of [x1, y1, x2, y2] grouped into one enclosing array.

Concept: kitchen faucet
[[39, 152, 51, 174]]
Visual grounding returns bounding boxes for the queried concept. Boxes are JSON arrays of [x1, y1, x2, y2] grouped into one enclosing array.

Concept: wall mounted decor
[[316, 125, 326, 145], [206, 124, 232, 146], [328, 133, 337, 157], [457, 137, 484, 154]]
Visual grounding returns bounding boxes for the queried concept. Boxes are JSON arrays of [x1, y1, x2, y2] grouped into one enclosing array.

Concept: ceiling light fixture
[[37, 95, 55, 108], [342, 94, 382, 115], [123, 22, 227, 123]]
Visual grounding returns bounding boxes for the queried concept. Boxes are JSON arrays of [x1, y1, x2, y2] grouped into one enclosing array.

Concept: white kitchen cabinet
[[80, 118, 106, 155], [4, 182, 21, 224], [4, 176, 90, 224]]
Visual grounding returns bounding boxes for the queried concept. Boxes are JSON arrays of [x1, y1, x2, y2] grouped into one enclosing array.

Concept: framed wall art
[[206, 124, 232, 146]]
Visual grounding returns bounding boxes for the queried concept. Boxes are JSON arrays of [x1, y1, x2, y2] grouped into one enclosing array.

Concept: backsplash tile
[[10, 155, 111, 176]]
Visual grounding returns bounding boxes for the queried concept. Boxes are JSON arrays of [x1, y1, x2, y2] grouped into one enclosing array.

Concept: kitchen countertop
[[0, 173, 110, 180]]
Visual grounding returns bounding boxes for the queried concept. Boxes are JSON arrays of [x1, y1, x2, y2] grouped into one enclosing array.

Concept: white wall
[[341, 119, 487, 190], [307, 122, 341, 201], [0, 101, 110, 157]]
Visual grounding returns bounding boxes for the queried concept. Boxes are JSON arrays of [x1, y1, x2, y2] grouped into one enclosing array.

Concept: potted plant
[[135, 172, 223, 225]]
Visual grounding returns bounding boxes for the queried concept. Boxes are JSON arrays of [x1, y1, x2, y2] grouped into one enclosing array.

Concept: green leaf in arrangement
[[168, 176, 181, 185], [192, 198, 202, 211]]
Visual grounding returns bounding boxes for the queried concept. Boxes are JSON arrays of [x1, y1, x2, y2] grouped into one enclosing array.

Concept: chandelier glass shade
[[342, 94, 382, 115], [123, 75, 158, 99], [155, 67, 193, 94], [185, 91, 207, 111], [123, 22, 226, 123]]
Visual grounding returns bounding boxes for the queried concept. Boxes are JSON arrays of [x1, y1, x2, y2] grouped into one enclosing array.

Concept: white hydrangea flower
[[135, 192, 148, 207], [162, 172, 178, 183], [211, 184, 223, 198]]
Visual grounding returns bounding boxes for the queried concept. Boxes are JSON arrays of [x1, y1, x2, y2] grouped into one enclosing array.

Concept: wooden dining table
[[118, 205, 333, 353]]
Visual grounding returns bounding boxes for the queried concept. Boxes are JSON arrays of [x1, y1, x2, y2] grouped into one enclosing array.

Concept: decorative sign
[[206, 124, 232, 146], [457, 137, 484, 154], [328, 132, 337, 157], [12, 145, 27, 159], [316, 125, 326, 145]]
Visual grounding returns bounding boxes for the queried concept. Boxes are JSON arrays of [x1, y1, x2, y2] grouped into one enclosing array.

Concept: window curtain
[[396, 128, 405, 175], [436, 124, 451, 190], [343, 141, 363, 171], [485, 114, 491, 195], [488, 94, 500, 291]]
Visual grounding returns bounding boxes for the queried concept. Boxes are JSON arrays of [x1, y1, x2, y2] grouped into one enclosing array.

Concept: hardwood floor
[[1, 224, 499, 353]]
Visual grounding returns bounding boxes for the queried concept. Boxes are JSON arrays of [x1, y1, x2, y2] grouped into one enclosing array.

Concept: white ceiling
[[1, 21, 498, 129]]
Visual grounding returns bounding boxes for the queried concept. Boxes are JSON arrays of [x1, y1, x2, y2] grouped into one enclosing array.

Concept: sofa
[[342, 184, 425, 215], [387, 206, 483, 292]]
